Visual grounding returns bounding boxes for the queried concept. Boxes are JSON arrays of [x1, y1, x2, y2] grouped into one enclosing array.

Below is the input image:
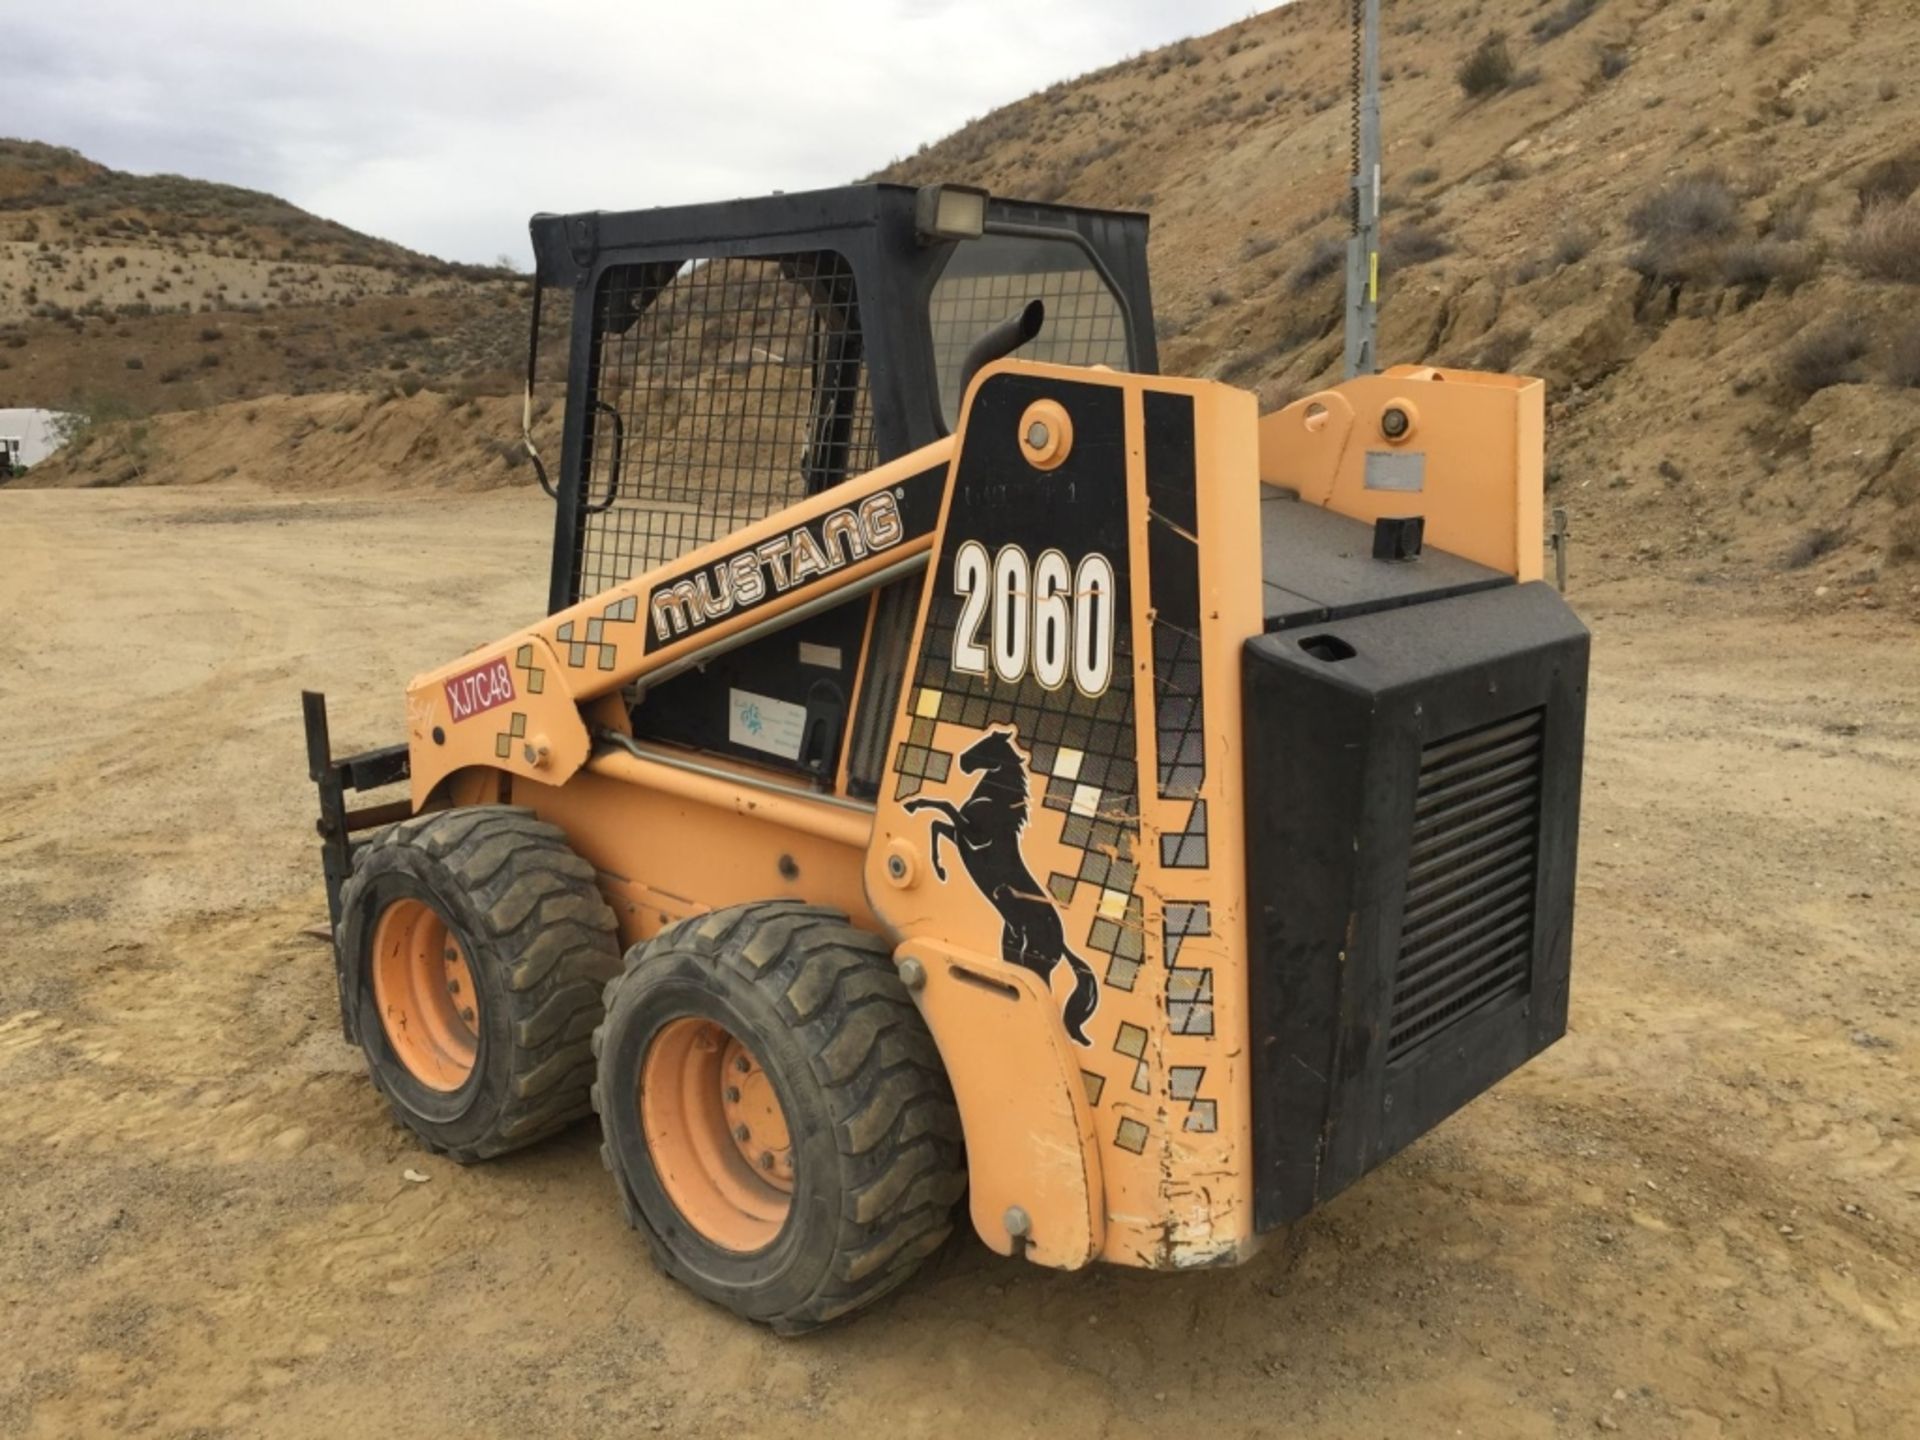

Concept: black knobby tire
[[592, 902, 966, 1333], [338, 805, 621, 1162]]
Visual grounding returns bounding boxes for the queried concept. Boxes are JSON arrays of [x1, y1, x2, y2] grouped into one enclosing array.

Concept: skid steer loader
[[303, 182, 1587, 1331]]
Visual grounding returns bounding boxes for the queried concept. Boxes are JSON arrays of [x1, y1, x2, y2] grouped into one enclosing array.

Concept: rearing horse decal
[[904, 729, 1100, 1046]]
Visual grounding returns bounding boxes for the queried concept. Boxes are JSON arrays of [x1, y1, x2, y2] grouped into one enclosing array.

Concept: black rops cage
[[527, 184, 1158, 614]]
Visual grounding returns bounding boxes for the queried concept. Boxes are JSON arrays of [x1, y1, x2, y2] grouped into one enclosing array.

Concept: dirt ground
[[1, 485, 1915, 1440]]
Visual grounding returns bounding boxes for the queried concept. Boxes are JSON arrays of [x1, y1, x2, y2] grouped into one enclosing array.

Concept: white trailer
[[0, 408, 73, 475]]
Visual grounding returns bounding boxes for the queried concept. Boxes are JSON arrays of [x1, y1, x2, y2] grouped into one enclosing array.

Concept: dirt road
[[2, 486, 1915, 1439]]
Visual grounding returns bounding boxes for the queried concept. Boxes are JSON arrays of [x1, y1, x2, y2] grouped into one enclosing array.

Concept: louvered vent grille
[[1387, 710, 1544, 1060]]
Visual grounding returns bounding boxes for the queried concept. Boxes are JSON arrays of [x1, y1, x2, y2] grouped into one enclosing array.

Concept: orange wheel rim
[[371, 897, 479, 1091], [639, 1018, 794, 1251]]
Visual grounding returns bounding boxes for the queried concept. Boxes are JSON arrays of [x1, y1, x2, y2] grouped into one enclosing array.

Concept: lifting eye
[[1379, 398, 1418, 444], [1018, 400, 1073, 470]]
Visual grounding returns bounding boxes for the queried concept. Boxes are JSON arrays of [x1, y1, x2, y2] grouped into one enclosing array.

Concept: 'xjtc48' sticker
[[444, 657, 515, 722]]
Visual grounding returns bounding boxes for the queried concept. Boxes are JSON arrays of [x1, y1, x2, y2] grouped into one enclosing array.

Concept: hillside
[[875, 0, 1920, 587], [13, 0, 1920, 604], [0, 139, 533, 415]]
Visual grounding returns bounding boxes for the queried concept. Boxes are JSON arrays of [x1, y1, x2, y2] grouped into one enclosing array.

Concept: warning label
[[728, 688, 807, 761]]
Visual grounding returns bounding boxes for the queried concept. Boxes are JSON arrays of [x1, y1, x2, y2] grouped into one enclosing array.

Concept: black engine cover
[[1243, 580, 1589, 1231]]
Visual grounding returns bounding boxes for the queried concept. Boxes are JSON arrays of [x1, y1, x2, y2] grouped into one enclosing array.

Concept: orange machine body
[[399, 356, 1546, 1271]]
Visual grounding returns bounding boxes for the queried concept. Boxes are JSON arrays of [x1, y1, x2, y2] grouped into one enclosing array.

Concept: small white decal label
[[728, 688, 808, 760]]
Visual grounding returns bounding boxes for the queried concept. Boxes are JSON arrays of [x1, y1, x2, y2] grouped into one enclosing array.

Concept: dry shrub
[[1627, 172, 1739, 282], [1291, 235, 1346, 293], [1857, 149, 1920, 210], [1781, 323, 1867, 394], [1719, 240, 1820, 292], [1630, 172, 1739, 242], [1845, 201, 1920, 283], [1383, 224, 1453, 268], [1554, 224, 1599, 266], [1532, 0, 1599, 41], [1458, 34, 1516, 98], [1781, 526, 1844, 570]]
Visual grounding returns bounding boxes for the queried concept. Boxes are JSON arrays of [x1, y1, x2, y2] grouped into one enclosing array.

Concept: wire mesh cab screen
[[574, 251, 877, 601], [928, 233, 1131, 430]]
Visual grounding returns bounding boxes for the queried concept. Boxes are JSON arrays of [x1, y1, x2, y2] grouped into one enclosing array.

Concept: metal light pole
[[1344, 0, 1382, 379]]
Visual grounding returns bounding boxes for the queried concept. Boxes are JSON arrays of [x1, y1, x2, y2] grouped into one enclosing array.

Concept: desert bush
[[124, 356, 144, 370], [1458, 34, 1516, 98], [1240, 234, 1278, 261], [1627, 172, 1739, 281], [1780, 525, 1843, 570], [1782, 323, 1867, 394], [1845, 201, 1920, 283], [1719, 240, 1820, 291], [1383, 224, 1453, 268], [1856, 149, 1920, 210], [1407, 166, 1441, 187], [1629, 172, 1739, 242], [1291, 235, 1346, 293], [1531, 0, 1599, 42], [199, 326, 223, 342], [1597, 46, 1631, 81], [1554, 224, 1599, 266], [48, 395, 144, 456]]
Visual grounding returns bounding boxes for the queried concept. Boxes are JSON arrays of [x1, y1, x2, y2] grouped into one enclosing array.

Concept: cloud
[[9, 0, 1262, 262]]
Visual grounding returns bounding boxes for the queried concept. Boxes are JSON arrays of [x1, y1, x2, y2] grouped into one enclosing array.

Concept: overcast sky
[[11, 1, 1266, 265]]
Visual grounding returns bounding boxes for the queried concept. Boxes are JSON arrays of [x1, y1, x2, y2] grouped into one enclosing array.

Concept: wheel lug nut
[[724, 1086, 741, 1102], [733, 1124, 751, 1142], [733, 1055, 751, 1073], [758, 1152, 775, 1171]]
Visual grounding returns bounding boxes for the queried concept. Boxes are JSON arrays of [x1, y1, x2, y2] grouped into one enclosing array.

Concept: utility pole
[[1344, 0, 1382, 379]]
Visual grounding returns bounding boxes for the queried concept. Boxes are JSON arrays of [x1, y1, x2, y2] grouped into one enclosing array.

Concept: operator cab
[[524, 184, 1159, 794]]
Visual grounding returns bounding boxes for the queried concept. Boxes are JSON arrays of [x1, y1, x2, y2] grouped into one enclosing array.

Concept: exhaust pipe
[[959, 299, 1045, 395]]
